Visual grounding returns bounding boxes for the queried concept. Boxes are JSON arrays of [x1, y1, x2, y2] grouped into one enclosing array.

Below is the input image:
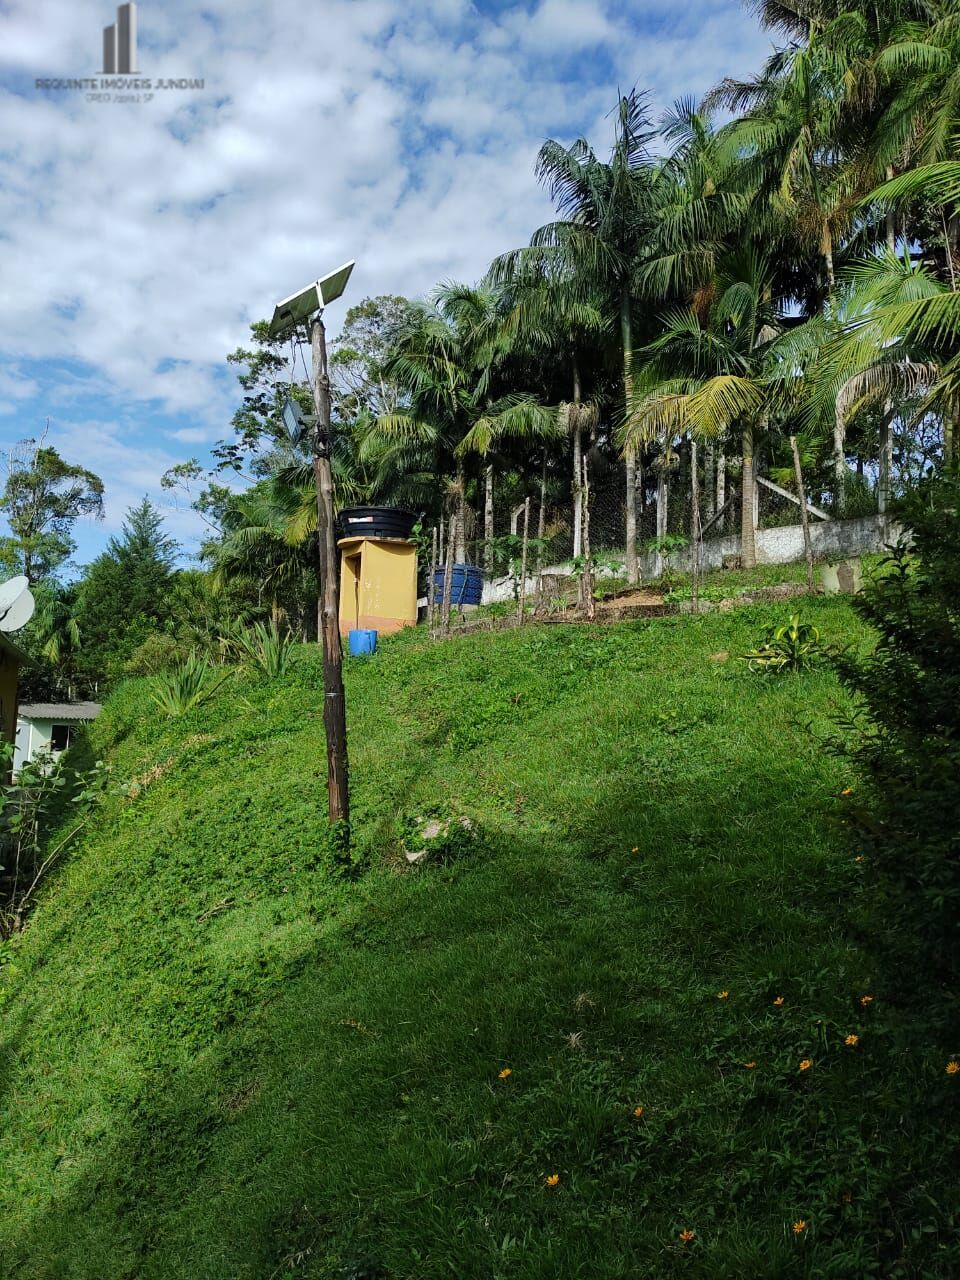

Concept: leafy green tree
[[377, 284, 557, 565], [500, 90, 664, 581], [0, 439, 103, 581], [330, 294, 418, 421], [74, 499, 178, 687], [624, 251, 781, 568], [833, 472, 960, 998]]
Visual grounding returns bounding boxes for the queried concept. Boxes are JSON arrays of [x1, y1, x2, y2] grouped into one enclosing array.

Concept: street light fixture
[[270, 262, 356, 832], [281, 395, 312, 443]]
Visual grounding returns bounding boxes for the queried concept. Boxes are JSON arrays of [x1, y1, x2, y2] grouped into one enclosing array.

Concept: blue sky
[[0, 0, 772, 571]]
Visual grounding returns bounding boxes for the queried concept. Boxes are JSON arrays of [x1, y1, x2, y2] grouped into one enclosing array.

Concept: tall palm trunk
[[716, 447, 726, 531], [536, 456, 547, 569], [741, 423, 758, 569], [822, 219, 835, 293], [571, 353, 583, 558], [621, 286, 638, 583], [484, 464, 494, 579], [655, 447, 669, 577], [944, 397, 956, 468], [704, 441, 715, 526], [454, 462, 466, 563], [886, 166, 896, 254], [833, 400, 847, 516], [790, 434, 815, 591], [879, 400, 894, 538], [690, 438, 700, 612]]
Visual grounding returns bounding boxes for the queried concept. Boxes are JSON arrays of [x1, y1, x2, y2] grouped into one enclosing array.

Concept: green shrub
[[123, 632, 191, 676], [222, 618, 296, 678], [833, 474, 960, 993], [743, 614, 825, 673], [151, 653, 233, 717]]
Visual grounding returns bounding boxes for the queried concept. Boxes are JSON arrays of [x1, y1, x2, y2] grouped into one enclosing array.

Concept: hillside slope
[[1, 601, 957, 1279]]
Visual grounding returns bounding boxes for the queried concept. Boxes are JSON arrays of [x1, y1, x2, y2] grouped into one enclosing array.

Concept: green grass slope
[[1, 600, 958, 1279]]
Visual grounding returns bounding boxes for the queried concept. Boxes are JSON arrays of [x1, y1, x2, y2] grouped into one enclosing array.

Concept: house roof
[[0, 633, 29, 665], [18, 702, 102, 722]]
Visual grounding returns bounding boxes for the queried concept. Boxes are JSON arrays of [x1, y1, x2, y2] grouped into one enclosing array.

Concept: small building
[[338, 536, 418, 636], [14, 702, 102, 775]]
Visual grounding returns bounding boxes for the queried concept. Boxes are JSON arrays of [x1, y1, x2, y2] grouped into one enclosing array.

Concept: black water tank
[[337, 506, 418, 541]]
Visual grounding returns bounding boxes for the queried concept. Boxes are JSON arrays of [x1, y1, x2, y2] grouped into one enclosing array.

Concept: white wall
[[480, 516, 900, 604], [14, 719, 61, 776]]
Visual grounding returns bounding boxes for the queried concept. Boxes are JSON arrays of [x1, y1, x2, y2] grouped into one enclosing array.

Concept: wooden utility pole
[[310, 316, 349, 827]]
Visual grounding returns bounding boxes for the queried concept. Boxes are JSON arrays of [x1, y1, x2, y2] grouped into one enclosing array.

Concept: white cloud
[[0, 0, 773, 553]]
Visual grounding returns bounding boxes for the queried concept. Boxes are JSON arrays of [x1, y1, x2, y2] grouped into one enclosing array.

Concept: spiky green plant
[[223, 619, 296, 679], [151, 654, 233, 717]]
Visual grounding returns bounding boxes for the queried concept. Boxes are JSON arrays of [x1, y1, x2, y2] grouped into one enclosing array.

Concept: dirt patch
[[597, 588, 665, 610]]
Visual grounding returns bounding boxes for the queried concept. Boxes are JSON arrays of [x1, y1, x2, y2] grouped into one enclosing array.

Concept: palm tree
[[210, 483, 320, 636], [494, 90, 663, 582], [375, 284, 558, 572], [486, 250, 607, 558], [803, 243, 954, 464], [623, 251, 782, 568]]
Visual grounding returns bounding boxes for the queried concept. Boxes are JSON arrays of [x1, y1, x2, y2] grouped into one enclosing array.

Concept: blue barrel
[[433, 563, 483, 605], [348, 628, 378, 657]]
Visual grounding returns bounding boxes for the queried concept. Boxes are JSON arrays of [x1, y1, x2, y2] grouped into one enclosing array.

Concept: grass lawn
[[0, 595, 957, 1278]]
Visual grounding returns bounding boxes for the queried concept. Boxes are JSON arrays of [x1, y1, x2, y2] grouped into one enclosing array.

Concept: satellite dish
[[269, 261, 355, 338], [0, 576, 35, 632]]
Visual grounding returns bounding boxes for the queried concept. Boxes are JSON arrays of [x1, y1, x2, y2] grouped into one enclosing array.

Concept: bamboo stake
[[518, 496, 531, 625], [441, 512, 454, 636], [428, 526, 438, 629], [535, 456, 547, 614]]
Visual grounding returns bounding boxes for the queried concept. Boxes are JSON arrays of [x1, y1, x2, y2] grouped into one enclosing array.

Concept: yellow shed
[[338, 536, 418, 636]]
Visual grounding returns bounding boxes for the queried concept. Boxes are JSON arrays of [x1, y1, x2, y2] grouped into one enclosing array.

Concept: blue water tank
[[433, 563, 483, 605], [348, 628, 378, 657]]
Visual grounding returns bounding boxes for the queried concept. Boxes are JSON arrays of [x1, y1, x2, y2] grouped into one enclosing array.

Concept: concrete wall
[[481, 515, 900, 604]]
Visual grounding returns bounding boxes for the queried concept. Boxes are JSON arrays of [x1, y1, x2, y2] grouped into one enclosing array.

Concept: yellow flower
[[947, 1060, 960, 1076], [860, 995, 874, 1005], [743, 1061, 757, 1069], [793, 1219, 807, 1235], [717, 990, 729, 1000], [545, 1173, 560, 1187], [854, 855, 864, 863], [773, 996, 785, 1007], [845, 1034, 859, 1047], [841, 787, 854, 797], [679, 1229, 695, 1243], [633, 1105, 645, 1118], [799, 1058, 813, 1072], [631, 846, 639, 852], [498, 1068, 512, 1079]]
